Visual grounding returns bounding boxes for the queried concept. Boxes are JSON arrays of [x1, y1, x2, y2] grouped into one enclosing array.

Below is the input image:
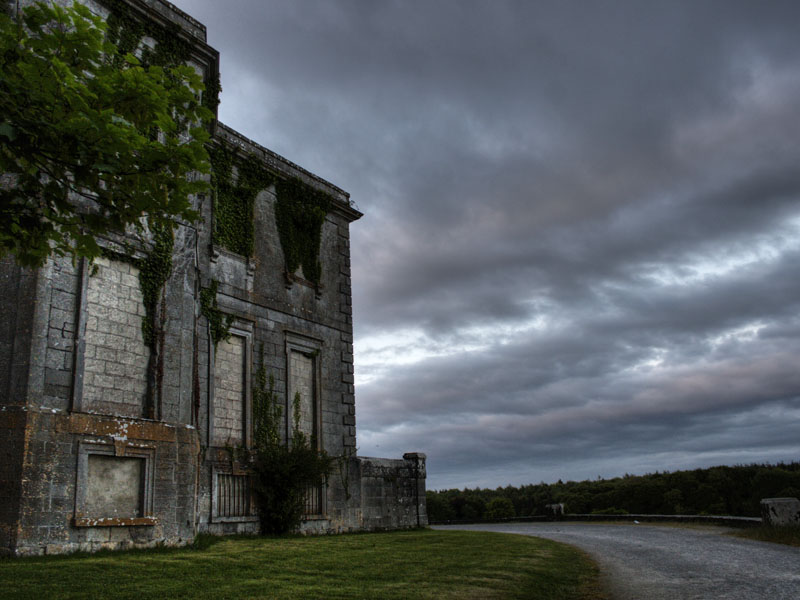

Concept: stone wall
[[212, 335, 245, 446], [761, 497, 800, 526], [358, 453, 428, 530], [82, 257, 149, 418]]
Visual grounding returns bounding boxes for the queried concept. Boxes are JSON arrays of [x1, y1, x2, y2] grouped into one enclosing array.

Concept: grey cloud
[[174, 0, 800, 488]]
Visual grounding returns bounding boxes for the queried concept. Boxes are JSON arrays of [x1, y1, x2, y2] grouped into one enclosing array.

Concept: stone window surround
[[73, 439, 157, 527], [70, 252, 150, 415], [284, 330, 323, 448], [284, 329, 325, 518], [210, 468, 258, 524], [208, 319, 253, 449]]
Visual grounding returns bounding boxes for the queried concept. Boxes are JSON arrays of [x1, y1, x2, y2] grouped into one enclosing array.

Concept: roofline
[[214, 122, 363, 221]]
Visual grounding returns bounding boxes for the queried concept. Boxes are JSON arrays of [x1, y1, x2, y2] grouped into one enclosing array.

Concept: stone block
[[761, 497, 800, 526]]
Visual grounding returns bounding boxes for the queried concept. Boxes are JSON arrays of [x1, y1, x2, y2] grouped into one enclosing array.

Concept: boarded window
[[289, 348, 322, 515], [85, 455, 144, 518], [82, 257, 149, 417], [289, 350, 315, 437], [213, 334, 246, 446]]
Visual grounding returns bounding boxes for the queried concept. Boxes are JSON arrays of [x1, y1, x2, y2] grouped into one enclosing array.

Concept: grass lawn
[[729, 525, 800, 548], [0, 529, 604, 599]]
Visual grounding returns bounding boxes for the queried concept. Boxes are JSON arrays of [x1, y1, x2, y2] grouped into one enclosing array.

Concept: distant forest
[[426, 462, 800, 521]]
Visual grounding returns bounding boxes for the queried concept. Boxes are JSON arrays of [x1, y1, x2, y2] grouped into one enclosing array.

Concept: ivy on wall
[[251, 343, 334, 534], [200, 279, 233, 348], [209, 145, 274, 257], [274, 177, 331, 287], [209, 145, 334, 288], [102, 0, 220, 116], [136, 223, 174, 349]]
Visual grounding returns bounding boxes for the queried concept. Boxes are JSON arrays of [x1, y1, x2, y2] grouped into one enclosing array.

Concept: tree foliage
[[427, 462, 800, 522], [0, 1, 211, 267]]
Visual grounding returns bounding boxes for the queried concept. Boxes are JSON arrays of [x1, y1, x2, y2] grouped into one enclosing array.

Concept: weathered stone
[[760, 497, 800, 526], [0, 0, 425, 556]]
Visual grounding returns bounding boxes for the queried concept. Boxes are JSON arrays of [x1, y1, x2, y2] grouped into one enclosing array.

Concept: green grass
[[0, 529, 604, 599], [729, 525, 800, 548]]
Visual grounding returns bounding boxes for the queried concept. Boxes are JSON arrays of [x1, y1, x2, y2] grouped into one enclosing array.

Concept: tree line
[[426, 462, 800, 521]]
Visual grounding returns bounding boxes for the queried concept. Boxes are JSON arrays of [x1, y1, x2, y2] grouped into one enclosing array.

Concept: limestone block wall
[[82, 257, 149, 418], [0, 258, 39, 553], [357, 453, 428, 530], [760, 497, 800, 526], [213, 335, 245, 446], [289, 350, 315, 436]]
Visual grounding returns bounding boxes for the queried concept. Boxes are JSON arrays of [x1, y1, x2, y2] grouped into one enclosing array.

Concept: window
[[211, 470, 257, 522], [74, 441, 156, 526], [285, 331, 324, 517], [209, 322, 253, 448]]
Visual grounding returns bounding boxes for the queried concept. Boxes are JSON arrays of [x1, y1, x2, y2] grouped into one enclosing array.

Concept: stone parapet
[[760, 497, 800, 526]]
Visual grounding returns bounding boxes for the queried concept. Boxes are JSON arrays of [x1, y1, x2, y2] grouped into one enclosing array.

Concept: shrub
[[250, 351, 333, 534]]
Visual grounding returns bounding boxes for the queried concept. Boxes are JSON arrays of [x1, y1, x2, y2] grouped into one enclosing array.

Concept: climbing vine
[[209, 145, 274, 257], [208, 144, 335, 288], [200, 279, 233, 348], [136, 222, 174, 349], [102, 0, 220, 118], [202, 72, 221, 113], [274, 177, 331, 287], [251, 344, 333, 534]]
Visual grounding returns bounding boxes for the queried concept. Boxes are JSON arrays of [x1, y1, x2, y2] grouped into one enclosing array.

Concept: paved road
[[434, 522, 800, 599]]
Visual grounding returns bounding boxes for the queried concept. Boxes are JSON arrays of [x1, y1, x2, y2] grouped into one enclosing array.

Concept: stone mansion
[[0, 0, 426, 556]]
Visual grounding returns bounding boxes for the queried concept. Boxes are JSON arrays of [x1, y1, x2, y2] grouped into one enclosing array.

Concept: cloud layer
[[176, 0, 800, 488]]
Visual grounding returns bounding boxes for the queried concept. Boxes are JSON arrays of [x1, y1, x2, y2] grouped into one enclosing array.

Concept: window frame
[[208, 320, 253, 449], [73, 440, 157, 527], [284, 330, 325, 518]]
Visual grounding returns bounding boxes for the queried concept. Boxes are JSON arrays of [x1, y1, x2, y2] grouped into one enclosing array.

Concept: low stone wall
[[356, 453, 427, 530], [760, 498, 800, 526]]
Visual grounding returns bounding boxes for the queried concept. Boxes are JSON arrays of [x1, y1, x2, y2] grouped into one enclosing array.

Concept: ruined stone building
[[0, 0, 426, 556]]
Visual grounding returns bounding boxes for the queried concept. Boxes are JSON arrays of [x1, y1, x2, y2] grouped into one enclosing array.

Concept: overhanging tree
[[0, 1, 211, 267]]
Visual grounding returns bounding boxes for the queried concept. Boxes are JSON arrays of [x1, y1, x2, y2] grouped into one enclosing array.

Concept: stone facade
[[0, 0, 426, 556]]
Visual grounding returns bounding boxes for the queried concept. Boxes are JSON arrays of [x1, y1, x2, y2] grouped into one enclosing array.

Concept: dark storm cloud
[[174, 0, 800, 488]]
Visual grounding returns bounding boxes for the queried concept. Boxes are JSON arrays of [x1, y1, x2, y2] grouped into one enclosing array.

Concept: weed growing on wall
[[137, 222, 174, 348], [199, 279, 233, 348], [251, 345, 333, 534]]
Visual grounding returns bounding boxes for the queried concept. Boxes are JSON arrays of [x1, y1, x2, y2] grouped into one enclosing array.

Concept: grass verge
[[0, 529, 604, 599], [728, 525, 800, 547]]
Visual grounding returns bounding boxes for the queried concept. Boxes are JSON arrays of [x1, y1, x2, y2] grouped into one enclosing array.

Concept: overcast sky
[[173, 0, 800, 490]]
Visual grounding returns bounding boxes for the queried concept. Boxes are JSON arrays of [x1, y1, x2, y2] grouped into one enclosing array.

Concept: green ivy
[[274, 177, 331, 287], [137, 223, 174, 349], [209, 145, 274, 257], [200, 279, 234, 347], [209, 142, 334, 287], [251, 344, 333, 534], [202, 72, 221, 113], [103, 0, 220, 117], [104, 0, 191, 67]]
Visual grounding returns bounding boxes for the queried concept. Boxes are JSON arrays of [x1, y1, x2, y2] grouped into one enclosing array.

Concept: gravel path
[[433, 522, 800, 599]]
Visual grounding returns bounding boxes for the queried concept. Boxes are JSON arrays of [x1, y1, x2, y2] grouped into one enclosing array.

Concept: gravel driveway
[[433, 522, 800, 599]]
